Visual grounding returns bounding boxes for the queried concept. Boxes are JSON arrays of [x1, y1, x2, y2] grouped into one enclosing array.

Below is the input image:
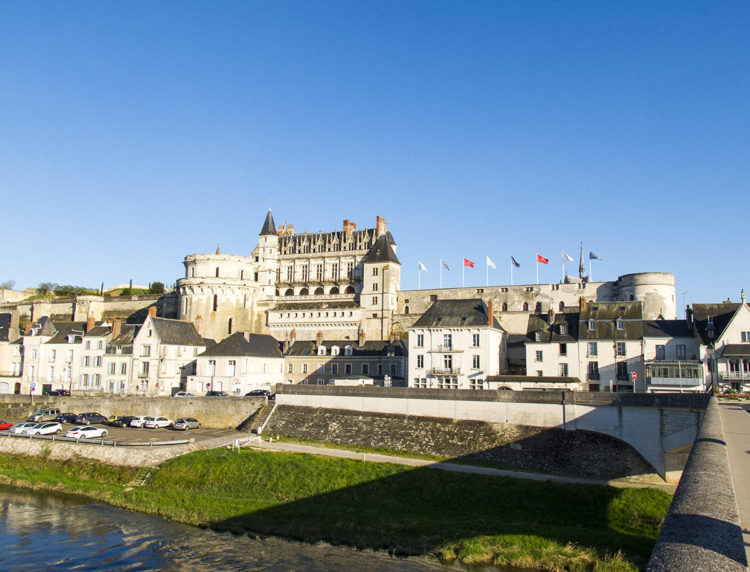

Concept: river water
[[0, 488, 448, 571]]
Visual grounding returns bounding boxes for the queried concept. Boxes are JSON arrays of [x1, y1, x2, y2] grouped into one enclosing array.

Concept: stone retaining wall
[[265, 405, 657, 481]]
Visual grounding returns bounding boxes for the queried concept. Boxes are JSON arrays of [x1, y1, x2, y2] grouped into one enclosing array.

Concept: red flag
[[536, 254, 549, 264], [463, 258, 475, 268]]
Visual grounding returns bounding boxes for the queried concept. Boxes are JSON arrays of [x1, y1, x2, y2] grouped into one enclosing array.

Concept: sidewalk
[[719, 400, 750, 565], [246, 438, 676, 492]]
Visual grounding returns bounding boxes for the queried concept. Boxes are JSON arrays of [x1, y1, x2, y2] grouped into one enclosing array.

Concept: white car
[[144, 416, 173, 429], [173, 391, 194, 397], [9, 422, 37, 434], [129, 416, 149, 428], [66, 426, 108, 439], [24, 422, 63, 435]]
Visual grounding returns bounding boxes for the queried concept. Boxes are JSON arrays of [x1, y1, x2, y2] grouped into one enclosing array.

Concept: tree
[[38, 282, 58, 294], [0, 280, 15, 289], [149, 282, 165, 294]]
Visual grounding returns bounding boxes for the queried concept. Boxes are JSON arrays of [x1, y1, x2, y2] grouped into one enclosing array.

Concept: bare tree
[[0, 280, 15, 289]]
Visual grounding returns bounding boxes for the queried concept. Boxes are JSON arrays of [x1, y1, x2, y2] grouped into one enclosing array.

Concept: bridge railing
[[647, 396, 747, 571]]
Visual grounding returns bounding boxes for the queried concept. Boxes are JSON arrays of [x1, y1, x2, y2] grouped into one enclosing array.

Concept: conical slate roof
[[260, 210, 277, 236], [363, 234, 400, 265]]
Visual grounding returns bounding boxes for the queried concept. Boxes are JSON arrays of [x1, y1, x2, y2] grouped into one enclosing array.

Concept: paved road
[[246, 438, 676, 492], [719, 400, 750, 565]]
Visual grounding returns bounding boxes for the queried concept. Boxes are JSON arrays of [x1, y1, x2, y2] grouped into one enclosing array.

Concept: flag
[[463, 258, 475, 268], [562, 251, 574, 262], [536, 254, 549, 264], [511, 256, 520, 268], [589, 251, 601, 260], [440, 259, 450, 271], [486, 256, 496, 269], [418, 261, 428, 272]]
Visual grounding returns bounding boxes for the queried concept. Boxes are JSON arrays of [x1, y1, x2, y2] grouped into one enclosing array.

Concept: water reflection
[[0, 488, 445, 570]]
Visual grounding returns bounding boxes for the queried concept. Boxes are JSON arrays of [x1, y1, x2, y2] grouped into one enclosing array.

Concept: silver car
[[9, 422, 38, 434], [24, 422, 63, 435], [173, 417, 201, 431]]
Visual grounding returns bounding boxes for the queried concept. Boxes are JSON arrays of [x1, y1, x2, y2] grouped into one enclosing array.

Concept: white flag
[[418, 261, 428, 272], [562, 251, 574, 262], [486, 256, 496, 269], [440, 259, 450, 271]]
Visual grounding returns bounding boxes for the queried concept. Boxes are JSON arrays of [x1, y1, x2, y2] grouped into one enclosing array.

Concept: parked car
[[75, 412, 107, 425], [144, 416, 173, 429], [173, 391, 195, 397], [48, 389, 71, 396], [206, 391, 229, 397], [108, 416, 136, 427], [129, 416, 148, 428], [245, 389, 271, 397], [66, 426, 108, 439], [173, 417, 201, 431], [24, 422, 63, 435], [9, 422, 38, 434], [0, 420, 13, 430], [54, 413, 78, 424], [28, 408, 62, 422]]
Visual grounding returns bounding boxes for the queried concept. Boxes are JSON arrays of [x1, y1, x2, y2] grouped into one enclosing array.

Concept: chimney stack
[[316, 330, 324, 347], [86, 316, 95, 333], [579, 297, 586, 309], [343, 219, 356, 237], [111, 318, 122, 339], [686, 307, 693, 331], [291, 328, 297, 343], [148, 306, 157, 318], [375, 216, 386, 238], [487, 300, 494, 326], [358, 329, 366, 347], [8, 310, 19, 342], [548, 308, 555, 324]]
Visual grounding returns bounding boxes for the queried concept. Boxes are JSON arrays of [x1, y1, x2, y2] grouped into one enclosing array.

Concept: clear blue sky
[[1, 1, 748, 310]]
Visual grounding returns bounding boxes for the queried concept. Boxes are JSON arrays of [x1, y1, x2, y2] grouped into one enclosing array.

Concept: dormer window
[[616, 319, 624, 330], [331, 346, 340, 356], [344, 345, 353, 356], [588, 320, 596, 331], [535, 331, 543, 342], [318, 346, 327, 356], [560, 324, 568, 335]]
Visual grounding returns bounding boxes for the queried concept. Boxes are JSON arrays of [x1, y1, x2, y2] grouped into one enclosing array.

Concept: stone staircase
[[238, 402, 275, 433]]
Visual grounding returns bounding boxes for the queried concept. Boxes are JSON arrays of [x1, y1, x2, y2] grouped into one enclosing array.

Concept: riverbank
[[0, 448, 671, 570]]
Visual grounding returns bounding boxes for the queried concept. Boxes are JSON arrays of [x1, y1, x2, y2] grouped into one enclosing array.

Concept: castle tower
[[256, 209, 280, 299], [361, 232, 401, 341]]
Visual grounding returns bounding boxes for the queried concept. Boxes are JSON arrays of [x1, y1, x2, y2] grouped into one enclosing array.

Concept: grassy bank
[[0, 449, 670, 570]]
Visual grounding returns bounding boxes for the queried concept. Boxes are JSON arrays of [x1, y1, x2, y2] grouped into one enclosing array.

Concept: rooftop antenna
[[679, 291, 687, 318]]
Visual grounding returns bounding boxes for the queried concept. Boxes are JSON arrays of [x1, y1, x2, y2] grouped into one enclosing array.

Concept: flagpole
[[439, 262, 442, 289], [486, 261, 489, 287], [590, 259, 592, 281], [462, 260, 465, 288], [536, 260, 539, 285], [418, 267, 421, 290], [562, 261, 564, 283], [510, 260, 514, 286]]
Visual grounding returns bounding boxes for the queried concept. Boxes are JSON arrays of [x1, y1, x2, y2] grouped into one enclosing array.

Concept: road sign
[[631, 372, 637, 382], [31, 382, 36, 391]]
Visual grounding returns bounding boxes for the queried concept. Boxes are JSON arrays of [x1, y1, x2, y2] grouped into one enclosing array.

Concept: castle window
[[345, 286, 355, 294], [190, 267, 195, 277], [330, 286, 339, 295], [314, 287, 324, 296], [254, 272, 259, 282], [301, 265, 309, 282], [215, 267, 219, 277], [501, 302, 507, 311], [522, 302, 529, 311], [372, 296, 378, 305], [240, 270, 244, 280], [404, 306, 410, 314], [332, 263, 339, 280], [372, 282, 378, 291], [227, 318, 232, 335], [285, 289, 293, 296], [299, 288, 309, 296], [560, 324, 568, 335], [559, 301, 564, 312], [316, 264, 323, 281], [213, 295, 218, 312], [616, 319, 624, 330], [331, 346, 340, 356], [430, 295, 438, 302], [535, 331, 542, 342], [318, 347, 327, 356], [535, 302, 542, 313], [344, 345, 353, 356], [372, 267, 379, 276], [588, 320, 596, 331]]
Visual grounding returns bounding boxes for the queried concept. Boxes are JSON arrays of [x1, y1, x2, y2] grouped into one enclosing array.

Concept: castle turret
[[361, 231, 401, 340], [256, 209, 279, 298]]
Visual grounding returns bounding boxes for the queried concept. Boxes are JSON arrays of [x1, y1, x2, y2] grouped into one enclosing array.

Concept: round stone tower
[[615, 272, 676, 320]]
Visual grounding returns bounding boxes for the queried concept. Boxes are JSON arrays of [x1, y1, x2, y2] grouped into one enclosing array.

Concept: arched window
[[404, 305, 410, 315], [559, 301, 565, 312], [215, 267, 220, 278], [522, 302, 529, 311], [314, 287, 324, 296], [213, 295, 218, 312], [285, 289, 293, 296], [345, 286, 355, 294], [535, 302, 542, 313], [329, 286, 339, 295], [299, 287, 309, 296], [501, 302, 508, 311]]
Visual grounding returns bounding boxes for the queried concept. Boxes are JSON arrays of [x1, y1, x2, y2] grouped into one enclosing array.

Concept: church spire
[[259, 209, 277, 236], [578, 242, 586, 280]]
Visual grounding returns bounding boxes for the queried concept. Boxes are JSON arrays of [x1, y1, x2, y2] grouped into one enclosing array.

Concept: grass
[[0, 448, 671, 570]]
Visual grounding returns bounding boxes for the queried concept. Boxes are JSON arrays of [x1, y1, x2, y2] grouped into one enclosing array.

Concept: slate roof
[[45, 322, 86, 344], [362, 234, 400, 265], [199, 332, 283, 358], [35, 316, 58, 337], [84, 325, 111, 337], [285, 339, 407, 357], [110, 324, 139, 347], [150, 317, 204, 346], [721, 344, 750, 358], [578, 301, 643, 341], [642, 319, 693, 339], [525, 311, 579, 343], [411, 299, 503, 330], [260, 210, 277, 236], [692, 303, 742, 345]]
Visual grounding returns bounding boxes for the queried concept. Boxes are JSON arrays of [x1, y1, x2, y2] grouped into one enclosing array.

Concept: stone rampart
[[265, 405, 656, 480], [647, 397, 747, 571], [0, 395, 264, 429]]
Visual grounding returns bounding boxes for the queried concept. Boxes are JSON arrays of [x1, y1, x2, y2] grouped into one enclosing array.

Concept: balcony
[[616, 373, 631, 381], [431, 367, 461, 376], [721, 372, 750, 382], [429, 345, 462, 353], [587, 372, 600, 381]]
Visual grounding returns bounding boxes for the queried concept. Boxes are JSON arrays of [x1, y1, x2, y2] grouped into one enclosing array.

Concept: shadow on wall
[[205, 451, 662, 567], [264, 406, 657, 481]]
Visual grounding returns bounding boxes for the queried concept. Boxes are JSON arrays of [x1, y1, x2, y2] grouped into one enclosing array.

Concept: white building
[[188, 332, 284, 395], [408, 299, 506, 390], [642, 319, 704, 393], [0, 313, 22, 394]]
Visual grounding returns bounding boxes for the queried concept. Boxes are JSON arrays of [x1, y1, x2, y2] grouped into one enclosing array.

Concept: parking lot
[[0, 419, 241, 445]]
